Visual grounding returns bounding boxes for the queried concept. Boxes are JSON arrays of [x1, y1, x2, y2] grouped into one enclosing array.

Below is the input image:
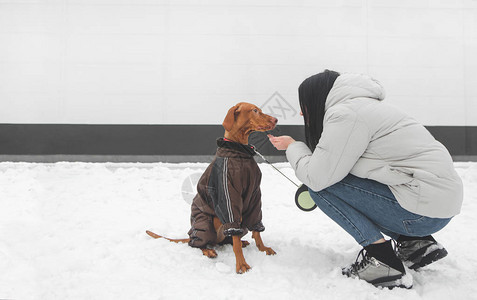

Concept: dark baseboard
[[0, 124, 475, 162]]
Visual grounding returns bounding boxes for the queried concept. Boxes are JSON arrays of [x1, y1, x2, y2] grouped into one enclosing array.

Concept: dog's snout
[[268, 117, 278, 131]]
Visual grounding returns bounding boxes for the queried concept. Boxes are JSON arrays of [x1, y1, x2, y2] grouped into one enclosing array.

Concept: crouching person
[[268, 70, 463, 289]]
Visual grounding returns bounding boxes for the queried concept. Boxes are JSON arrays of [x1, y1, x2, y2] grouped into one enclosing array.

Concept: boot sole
[[371, 272, 413, 289]]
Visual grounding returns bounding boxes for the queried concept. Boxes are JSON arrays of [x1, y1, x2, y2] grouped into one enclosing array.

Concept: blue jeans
[[309, 174, 452, 247]]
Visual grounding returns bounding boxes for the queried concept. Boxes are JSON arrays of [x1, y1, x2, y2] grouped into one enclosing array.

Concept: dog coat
[[188, 138, 265, 248]]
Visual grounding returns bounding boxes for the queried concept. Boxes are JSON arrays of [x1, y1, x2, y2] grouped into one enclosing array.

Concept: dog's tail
[[146, 230, 190, 243]]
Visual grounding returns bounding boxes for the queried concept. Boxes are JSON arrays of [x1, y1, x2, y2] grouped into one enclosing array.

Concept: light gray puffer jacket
[[286, 73, 463, 218]]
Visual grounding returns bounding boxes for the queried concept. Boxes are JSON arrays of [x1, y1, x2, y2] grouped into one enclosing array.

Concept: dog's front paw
[[263, 247, 276, 255], [236, 261, 251, 274], [241, 240, 250, 248]]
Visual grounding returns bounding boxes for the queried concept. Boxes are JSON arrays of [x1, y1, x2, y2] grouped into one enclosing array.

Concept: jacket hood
[[325, 73, 386, 111]]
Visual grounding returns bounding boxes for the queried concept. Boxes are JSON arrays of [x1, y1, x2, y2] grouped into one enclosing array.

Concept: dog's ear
[[222, 105, 240, 131]]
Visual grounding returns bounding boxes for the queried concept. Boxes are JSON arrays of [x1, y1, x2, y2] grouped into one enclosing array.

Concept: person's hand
[[268, 134, 295, 150]]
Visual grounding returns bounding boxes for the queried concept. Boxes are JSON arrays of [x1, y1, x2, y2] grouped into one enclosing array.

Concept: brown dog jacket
[[188, 138, 265, 248]]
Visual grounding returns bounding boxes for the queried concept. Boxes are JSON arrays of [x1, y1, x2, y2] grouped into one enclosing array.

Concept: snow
[[1, 161, 477, 300]]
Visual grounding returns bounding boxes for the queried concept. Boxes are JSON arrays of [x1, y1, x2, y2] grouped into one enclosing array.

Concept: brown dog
[[147, 102, 277, 274]]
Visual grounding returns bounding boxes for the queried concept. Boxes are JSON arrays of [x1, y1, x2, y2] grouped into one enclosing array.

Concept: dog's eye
[[253, 109, 258, 113]]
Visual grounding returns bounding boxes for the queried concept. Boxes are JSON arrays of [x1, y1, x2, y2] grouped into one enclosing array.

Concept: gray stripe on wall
[[0, 124, 475, 162]]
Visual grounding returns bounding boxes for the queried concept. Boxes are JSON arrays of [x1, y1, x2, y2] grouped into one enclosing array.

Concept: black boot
[[396, 235, 447, 270]]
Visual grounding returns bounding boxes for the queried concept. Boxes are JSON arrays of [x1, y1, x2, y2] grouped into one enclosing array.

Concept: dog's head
[[222, 102, 278, 137]]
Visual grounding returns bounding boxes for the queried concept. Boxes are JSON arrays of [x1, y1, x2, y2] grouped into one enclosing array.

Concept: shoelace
[[351, 248, 372, 272]]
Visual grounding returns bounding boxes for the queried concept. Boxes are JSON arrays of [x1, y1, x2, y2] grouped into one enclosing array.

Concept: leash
[[252, 146, 300, 188], [252, 132, 317, 212]]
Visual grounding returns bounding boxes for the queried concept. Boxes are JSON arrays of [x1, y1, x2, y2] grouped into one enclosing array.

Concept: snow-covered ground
[[1, 161, 476, 300]]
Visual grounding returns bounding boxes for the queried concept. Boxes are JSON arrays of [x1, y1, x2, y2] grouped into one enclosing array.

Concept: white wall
[[0, 0, 476, 125]]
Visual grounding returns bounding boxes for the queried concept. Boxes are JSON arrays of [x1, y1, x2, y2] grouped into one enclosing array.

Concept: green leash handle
[[295, 184, 317, 212]]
